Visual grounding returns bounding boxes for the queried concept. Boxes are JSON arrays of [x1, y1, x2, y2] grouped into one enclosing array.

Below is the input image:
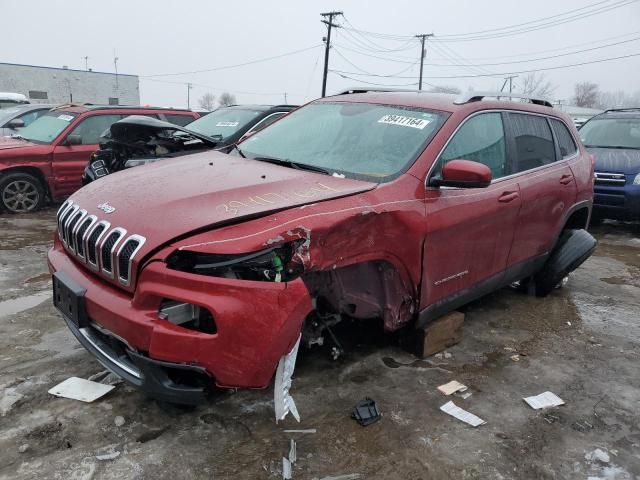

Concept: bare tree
[[197, 92, 216, 111], [428, 85, 462, 95], [596, 89, 640, 109], [573, 82, 600, 108], [519, 73, 555, 98], [218, 92, 237, 107]]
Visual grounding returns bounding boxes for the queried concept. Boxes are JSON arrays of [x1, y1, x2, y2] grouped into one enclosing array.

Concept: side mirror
[[7, 118, 25, 129], [65, 134, 82, 146], [432, 159, 492, 188]]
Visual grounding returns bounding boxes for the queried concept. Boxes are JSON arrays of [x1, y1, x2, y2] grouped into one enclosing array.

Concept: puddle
[[0, 291, 51, 318]]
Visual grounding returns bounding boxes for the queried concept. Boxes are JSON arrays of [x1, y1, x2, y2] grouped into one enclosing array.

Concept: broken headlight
[[166, 242, 305, 282]]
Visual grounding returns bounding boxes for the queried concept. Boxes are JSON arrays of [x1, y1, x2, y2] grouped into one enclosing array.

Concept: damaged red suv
[[48, 90, 595, 406]]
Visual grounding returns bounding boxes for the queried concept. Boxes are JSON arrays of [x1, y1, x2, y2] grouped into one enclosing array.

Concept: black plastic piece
[[52, 271, 88, 328], [351, 398, 381, 426]]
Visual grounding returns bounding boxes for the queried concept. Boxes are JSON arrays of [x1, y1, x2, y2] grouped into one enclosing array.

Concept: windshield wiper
[[10, 134, 27, 141], [251, 156, 331, 175], [227, 144, 246, 157]]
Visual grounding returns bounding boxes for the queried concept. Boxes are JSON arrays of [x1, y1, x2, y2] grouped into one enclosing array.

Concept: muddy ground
[[0, 208, 638, 480]]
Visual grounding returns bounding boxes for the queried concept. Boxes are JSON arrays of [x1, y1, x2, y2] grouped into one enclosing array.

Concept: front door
[[422, 111, 521, 310], [52, 114, 122, 197]]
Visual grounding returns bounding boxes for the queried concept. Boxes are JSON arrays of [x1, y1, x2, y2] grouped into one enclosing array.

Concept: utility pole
[[83, 56, 89, 71], [187, 83, 193, 109], [284, 92, 288, 103], [113, 50, 119, 89], [501, 75, 518, 100], [320, 11, 342, 97], [415, 33, 434, 91]]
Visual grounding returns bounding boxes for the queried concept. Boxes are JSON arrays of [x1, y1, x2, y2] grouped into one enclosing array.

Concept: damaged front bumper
[[48, 242, 313, 404]]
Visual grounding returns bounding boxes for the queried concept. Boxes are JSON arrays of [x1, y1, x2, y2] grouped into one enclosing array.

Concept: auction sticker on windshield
[[216, 121, 239, 127], [58, 114, 74, 122], [378, 114, 430, 129]]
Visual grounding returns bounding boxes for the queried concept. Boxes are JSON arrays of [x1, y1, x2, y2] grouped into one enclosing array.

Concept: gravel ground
[[0, 209, 638, 480]]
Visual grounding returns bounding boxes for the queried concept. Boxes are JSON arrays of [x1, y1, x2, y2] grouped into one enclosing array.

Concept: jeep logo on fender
[[97, 202, 116, 214]]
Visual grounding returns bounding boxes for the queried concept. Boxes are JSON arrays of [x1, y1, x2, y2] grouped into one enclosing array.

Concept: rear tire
[[0, 173, 45, 213], [534, 229, 597, 297]]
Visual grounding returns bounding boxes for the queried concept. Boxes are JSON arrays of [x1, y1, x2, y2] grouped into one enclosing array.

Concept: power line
[[333, 48, 417, 77], [142, 44, 323, 78], [330, 70, 419, 88], [333, 51, 640, 79]]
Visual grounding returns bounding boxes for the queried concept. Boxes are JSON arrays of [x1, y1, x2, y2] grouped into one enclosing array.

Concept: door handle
[[560, 174, 573, 185], [498, 191, 519, 203]]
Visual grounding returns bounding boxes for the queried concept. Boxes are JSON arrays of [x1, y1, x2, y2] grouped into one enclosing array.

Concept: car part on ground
[[82, 104, 297, 184], [351, 398, 381, 426], [48, 90, 594, 405]]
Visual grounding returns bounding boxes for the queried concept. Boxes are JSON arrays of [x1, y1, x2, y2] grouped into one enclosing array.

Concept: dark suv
[[579, 108, 640, 221]]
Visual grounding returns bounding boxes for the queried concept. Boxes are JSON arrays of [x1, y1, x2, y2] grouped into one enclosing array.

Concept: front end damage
[[49, 165, 423, 416], [83, 116, 221, 184]]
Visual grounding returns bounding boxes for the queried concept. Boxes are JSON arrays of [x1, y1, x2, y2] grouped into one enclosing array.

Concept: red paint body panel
[[47, 93, 594, 393], [0, 107, 198, 203]]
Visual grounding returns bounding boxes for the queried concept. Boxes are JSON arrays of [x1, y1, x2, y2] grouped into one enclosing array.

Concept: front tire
[[534, 229, 597, 297], [0, 173, 45, 213]]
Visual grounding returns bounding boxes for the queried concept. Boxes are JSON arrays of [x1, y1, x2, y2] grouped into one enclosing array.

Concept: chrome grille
[[58, 201, 146, 286], [594, 172, 626, 186], [100, 228, 126, 277]]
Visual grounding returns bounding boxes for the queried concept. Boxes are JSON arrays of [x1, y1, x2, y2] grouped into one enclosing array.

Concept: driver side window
[[435, 112, 507, 180]]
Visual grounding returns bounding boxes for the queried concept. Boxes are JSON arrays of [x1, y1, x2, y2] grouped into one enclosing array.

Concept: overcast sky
[[3, 0, 640, 108]]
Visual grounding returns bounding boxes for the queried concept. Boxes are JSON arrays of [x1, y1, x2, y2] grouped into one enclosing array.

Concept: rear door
[[422, 111, 521, 307], [505, 113, 578, 267], [51, 113, 122, 196]]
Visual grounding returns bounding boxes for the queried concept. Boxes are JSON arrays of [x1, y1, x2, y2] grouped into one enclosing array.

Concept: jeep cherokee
[[48, 90, 595, 406]]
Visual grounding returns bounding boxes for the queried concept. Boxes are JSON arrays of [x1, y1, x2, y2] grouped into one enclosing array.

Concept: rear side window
[[438, 112, 507, 179], [165, 114, 194, 126], [550, 119, 577, 159], [508, 113, 556, 173], [69, 114, 122, 145]]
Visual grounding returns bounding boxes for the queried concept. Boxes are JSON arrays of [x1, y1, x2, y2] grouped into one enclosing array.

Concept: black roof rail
[[336, 87, 421, 95], [603, 107, 640, 113], [454, 91, 553, 108]]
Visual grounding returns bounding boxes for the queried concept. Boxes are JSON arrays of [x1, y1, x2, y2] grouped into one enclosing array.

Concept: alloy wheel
[[2, 180, 40, 213]]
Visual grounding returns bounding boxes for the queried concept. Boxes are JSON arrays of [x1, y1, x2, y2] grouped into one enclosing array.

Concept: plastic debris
[[96, 451, 121, 461], [351, 398, 381, 426], [283, 429, 316, 434], [437, 380, 468, 396], [48, 377, 114, 403], [511, 354, 520, 362], [456, 391, 473, 400], [282, 457, 292, 479], [114, 416, 125, 427], [440, 401, 486, 427], [18, 444, 29, 453], [274, 335, 301, 423], [585, 448, 610, 464], [523, 391, 565, 410]]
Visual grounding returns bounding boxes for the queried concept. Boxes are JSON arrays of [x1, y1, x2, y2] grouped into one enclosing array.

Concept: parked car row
[[48, 90, 597, 404]]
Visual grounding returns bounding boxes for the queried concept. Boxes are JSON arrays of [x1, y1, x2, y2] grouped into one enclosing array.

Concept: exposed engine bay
[[83, 115, 222, 183]]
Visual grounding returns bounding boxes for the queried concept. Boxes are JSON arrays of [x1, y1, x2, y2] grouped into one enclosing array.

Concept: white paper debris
[[289, 439, 297, 465], [274, 335, 301, 423], [585, 448, 610, 464], [48, 377, 114, 403], [282, 457, 292, 479], [440, 401, 486, 427], [283, 429, 316, 434], [438, 380, 468, 396], [523, 391, 565, 410]]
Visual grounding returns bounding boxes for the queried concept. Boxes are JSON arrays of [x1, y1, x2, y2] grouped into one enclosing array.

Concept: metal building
[[0, 62, 140, 105]]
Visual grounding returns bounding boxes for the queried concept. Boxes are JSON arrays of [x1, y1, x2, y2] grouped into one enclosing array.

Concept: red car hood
[[0, 136, 37, 150], [69, 151, 376, 253]]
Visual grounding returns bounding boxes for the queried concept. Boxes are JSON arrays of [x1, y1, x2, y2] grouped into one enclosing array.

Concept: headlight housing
[[166, 241, 305, 282], [633, 173, 640, 185]]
